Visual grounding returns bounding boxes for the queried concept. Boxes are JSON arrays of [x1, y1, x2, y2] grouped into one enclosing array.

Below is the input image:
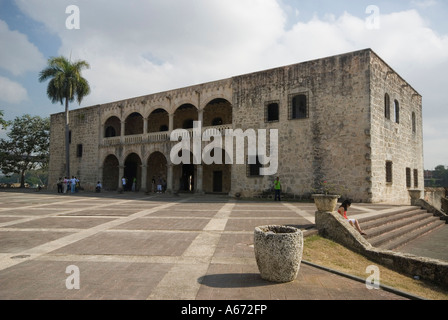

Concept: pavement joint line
[[0, 196, 192, 272], [146, 200, 236, 300], [281, 202, 315, 224], [0, 195, 153, 228]]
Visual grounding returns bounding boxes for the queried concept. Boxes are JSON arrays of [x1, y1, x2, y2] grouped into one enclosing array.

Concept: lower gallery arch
[[173, 151, 196, 192], [147, 152, 167, 192], [124, 153, 142, 191], [102, 154, 119, 191], [202, 148, 231, 194]]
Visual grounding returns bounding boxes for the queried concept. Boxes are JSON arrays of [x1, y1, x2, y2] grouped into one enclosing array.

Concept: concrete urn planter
[[312, 194, 340, 212], [254, 225, 303, 283]]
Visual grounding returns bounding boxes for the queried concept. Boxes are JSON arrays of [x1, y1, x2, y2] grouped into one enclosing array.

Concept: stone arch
[[202, 147, 232, 194], [104, 116, 121, 137], [102, 154, 119, 191], [173, 151, 197, 192], [125, 112, 144, 135], [174, 103, 198, 129], [123, 152, 142, 191], [148, 108, 169, 133], [146, 151, 168, 192], [203, 98, 232, 127]]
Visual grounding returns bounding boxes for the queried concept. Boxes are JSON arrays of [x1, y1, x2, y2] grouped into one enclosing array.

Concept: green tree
[[434, 165, 448, 187], [0, 115, 50, 188], [38, 56, 90, 178], [0, 110, 9, 129]]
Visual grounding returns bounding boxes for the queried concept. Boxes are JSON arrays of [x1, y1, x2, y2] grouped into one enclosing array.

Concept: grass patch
[[303, 235, 448, 300]]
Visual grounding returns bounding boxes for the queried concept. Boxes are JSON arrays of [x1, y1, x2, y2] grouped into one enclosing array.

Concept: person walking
[[57, 177, 63, 193], [274, 177, 281, 201], [337, 200, 367, 235]]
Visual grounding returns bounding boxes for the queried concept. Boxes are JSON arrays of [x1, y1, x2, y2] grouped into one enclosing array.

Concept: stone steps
[[358, 207, 446, 251]]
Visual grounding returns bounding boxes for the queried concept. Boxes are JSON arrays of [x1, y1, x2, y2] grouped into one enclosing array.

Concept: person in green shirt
[[274, 177, 281, 201]]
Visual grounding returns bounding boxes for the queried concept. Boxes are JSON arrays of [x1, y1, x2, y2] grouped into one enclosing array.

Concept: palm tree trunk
[[65, 98, 70, 178]]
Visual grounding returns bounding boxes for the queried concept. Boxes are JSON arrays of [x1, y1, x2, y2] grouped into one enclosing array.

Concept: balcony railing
[[100, 124, 232, 147]]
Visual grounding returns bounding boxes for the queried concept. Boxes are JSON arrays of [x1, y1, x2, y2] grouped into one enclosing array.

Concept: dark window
[[247, 155, 262, 177], [68, 130, 72, 144], [386, 161, 393, 183], [414, 169, 419, 188], [406, 168, 411, 188], [394, 100, 400, 124], [76, 144, 83, 158], [290, 94, 308, 119], [385, 93, 390, 120], [266, 102, 279, 122], [412, 112, 416, 133]]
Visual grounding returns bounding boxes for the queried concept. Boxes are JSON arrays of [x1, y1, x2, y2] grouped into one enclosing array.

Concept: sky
[[0, 0, 447, 170]]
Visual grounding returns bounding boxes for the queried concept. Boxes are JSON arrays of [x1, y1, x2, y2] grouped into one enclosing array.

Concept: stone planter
[[408, 189, 422, 206], [254, 225, 303, 283], [312, 194, 340, 212]]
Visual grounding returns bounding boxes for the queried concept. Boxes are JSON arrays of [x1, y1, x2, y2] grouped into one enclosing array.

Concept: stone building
[[48, 48, 424, 204]]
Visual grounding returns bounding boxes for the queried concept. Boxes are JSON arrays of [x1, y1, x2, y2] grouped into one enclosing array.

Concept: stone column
[[169, 113, 174, 132], [166, 164, 173, 194], [141, 165, 147, 193], [120, 120, 125, 144], [196, 164, 204, 194], [143, 117, 148, 135], [118, 165, 124, 192]]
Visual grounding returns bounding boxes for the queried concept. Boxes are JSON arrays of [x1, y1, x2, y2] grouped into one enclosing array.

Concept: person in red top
[[338, 200, 366, 236]]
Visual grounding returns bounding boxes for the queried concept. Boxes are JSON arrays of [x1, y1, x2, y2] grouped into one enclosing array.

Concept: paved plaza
[[0, 189, 441, 302]]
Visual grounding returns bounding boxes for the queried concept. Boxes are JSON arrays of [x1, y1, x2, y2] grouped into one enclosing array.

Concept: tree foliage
[[433, 165, 448, 187], [0, 110, 9, 129], [0, 115, 50, 188]]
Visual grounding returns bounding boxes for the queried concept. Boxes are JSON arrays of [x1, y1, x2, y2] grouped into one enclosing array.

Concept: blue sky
[[0, 0, 447, 169]]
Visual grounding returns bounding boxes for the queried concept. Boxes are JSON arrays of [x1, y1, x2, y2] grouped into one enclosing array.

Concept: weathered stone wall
[[369, 53, 424, 204], [230, 50, 372, 201], [49, 106, 100, 191]]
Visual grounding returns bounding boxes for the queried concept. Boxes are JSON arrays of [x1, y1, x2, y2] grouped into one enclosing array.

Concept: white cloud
[[0, 76, 28, 104], [0, 19, 45, 76], [12, 0, 448, 167]]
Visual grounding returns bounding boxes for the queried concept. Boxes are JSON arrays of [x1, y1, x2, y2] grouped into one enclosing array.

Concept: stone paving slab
[[0, 190, 425, 303]]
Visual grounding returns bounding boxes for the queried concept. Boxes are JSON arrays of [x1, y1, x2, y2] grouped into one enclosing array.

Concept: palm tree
[[39, 56, 90, 178]]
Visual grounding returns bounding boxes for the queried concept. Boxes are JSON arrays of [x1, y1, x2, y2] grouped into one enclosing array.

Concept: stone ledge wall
[[315, 211, 448, 288], [424, 187, 447, 211]]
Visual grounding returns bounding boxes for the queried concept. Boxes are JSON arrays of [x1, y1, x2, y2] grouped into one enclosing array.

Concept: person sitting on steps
[[338, 199, 367, 236]]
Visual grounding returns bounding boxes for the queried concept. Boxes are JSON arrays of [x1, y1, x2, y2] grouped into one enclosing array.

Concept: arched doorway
[[147, 152, 167, 193], [124, 153, 142, 191], [173, 151, 196, 192], [103, 155, 119, 190], [203, 148, 231, 193]]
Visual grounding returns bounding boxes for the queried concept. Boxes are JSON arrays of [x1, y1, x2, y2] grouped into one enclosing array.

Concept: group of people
[[57, 176, 80, 194], [273, 177, 366, 236]]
